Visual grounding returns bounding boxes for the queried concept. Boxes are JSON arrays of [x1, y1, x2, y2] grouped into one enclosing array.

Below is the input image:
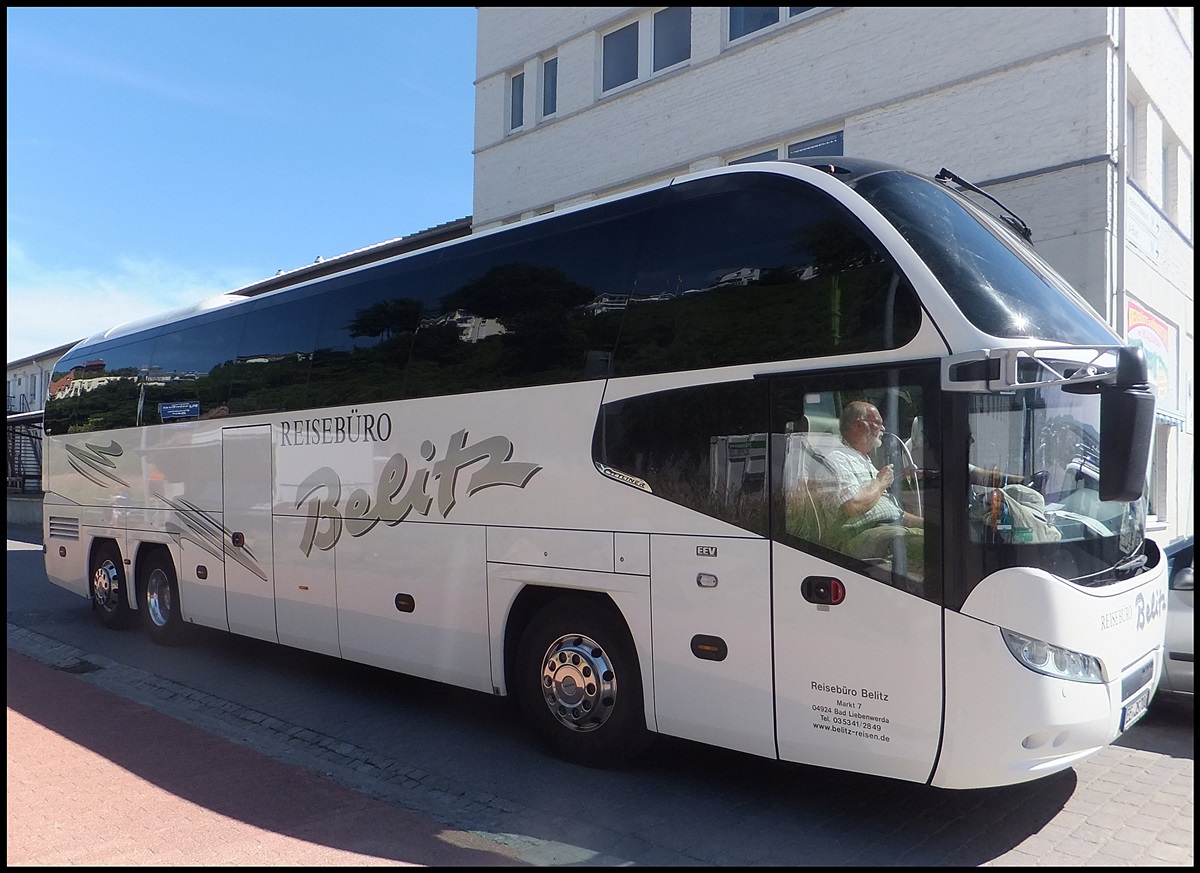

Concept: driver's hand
[[876, 464, 895, 490]]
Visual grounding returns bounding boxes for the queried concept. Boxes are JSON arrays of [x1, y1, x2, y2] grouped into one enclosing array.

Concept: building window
[[509, 71, 525, 131], [787, 130, 843, 159], [542, 57, 558, 117], [729, 131, 843, 167], [729, 7, 780, 41], [730, 148, 780, 165], [653, 7, 691, 72], [599, 10, 693, 97], [728, 7, 818, 42], [602, 22, 639, 92]]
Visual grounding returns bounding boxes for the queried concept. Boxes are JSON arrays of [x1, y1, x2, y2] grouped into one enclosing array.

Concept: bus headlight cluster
[[1001, 629, 1104, 683]]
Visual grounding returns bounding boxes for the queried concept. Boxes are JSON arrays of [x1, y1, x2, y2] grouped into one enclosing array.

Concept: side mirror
[[1099, 347, 1153, 503]]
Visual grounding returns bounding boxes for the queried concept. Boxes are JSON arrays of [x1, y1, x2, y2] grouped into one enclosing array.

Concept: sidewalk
[[7, 648, 525, 867]]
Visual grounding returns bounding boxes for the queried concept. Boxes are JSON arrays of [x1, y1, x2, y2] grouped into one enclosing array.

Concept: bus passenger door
[[769, 373, 943, 784], [222, 425, 278, 643]]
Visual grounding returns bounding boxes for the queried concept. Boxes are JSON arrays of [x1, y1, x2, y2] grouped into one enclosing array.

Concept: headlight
[[1001, 629, 1104, 683]]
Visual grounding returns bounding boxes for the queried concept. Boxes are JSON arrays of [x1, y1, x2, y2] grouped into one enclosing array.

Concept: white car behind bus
[[1159, 534, 1194, 702]]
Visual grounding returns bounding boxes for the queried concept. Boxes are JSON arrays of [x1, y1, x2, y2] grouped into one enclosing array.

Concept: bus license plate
[[1121, 689, 1150, 732]]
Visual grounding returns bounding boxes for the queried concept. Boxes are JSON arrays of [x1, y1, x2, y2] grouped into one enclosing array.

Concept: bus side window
[[592, 379, 769, 536], [228, 292, 323, 416]]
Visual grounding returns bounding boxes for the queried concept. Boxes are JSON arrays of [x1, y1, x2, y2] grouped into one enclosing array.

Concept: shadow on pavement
[[1115, 696, 1195, 759], [6, 649, 525, 866]]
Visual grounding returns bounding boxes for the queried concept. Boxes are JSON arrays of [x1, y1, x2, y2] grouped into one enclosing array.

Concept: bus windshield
[[963, 383, 1146, 587], [851, 170, 1118, 345]]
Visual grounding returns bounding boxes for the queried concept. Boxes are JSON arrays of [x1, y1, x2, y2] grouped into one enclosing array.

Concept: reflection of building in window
[[145, 370, 201, 383], [716, 267, 760, 287], [425, 309, 507, 343], [49, 371, 76, 398], [710, 433, 768, 502], [584, 289, 704, 316], [236, 352, 312, 365], [585, 293, 630, 315], [55, 376, 124, 399]]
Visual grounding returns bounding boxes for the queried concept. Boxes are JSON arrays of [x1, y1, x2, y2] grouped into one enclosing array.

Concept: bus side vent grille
[[48, 516, 81, 540]]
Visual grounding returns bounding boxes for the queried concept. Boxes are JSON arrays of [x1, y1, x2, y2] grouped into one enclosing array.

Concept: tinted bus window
[[613, 174, 922, 377], [146, 311, 246, 423], [309, 262, 427, 409], [404, 194, 654, 397], [44, 337, 158, 434], [593, 379, 770, 535], [229, 291, 324, 415]]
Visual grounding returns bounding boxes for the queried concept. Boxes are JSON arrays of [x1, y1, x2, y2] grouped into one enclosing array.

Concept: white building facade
[[7, 342, 76, 418], [473, 6, 1194, 543]]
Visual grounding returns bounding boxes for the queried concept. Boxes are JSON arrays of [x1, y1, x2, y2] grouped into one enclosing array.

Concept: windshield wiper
[[935, 168, 1034, 242], [1072, 548, 1148, 587]]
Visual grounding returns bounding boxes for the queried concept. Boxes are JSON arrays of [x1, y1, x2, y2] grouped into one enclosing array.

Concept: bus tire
[[139, 549, 187, 646], [90, 541, 132, 630], [516, 596, 651, 768]]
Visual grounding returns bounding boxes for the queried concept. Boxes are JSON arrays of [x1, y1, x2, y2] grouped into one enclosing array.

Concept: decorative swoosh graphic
[[159, 495, 269, 582], [65, 440, 129, 488], [63, 439, 265, 581]]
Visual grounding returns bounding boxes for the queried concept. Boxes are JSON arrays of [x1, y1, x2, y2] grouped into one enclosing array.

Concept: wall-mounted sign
[[1126, 297, 1178, 419]]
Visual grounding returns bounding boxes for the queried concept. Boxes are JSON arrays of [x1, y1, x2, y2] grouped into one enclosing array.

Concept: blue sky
[[6, 7, 478, 363]]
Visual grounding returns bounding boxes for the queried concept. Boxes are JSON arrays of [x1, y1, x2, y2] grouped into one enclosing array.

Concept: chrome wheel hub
[[539, 633, 617, 732], [92, 561, 120, 612], [146, 568, 173, 628]]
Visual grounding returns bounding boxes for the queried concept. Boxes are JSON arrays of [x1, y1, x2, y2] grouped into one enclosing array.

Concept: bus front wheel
[[90, 541, 132, 630], [139, 550, 187, 646], [515, 596, 651, 767]]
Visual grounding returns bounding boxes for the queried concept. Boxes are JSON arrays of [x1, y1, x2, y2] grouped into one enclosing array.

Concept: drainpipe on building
[[1114, 6, 1127, 337]]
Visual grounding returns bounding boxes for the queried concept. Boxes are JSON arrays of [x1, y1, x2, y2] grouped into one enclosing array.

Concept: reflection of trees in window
[[610, 182, 921, 378], [796, 220, 889, 347], [45, 174, 931, 434], [307, 339, 411, 409], [71, 377, 140, 433], [142, 367, 232, 423], [227, 355, 312, 416], [307, 312, 415, 410], [405, 263, 604, 397], [348, 298, 423, 341], [225, 294, 323, 416]]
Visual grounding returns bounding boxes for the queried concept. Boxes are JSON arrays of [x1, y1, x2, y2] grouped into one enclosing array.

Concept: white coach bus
[[41, 158, 1167, 789]]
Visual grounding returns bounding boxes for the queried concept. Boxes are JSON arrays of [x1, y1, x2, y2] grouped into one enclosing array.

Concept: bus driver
[[824, 401, 922, 563], [824, 401, 1029, 566]]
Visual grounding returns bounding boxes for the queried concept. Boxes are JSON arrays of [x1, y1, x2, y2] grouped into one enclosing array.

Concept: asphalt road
[[7, 520, 1194, 866]]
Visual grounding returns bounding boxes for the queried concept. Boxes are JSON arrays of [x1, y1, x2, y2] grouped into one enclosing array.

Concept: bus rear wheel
[[516, 596, 651, 767], [139, 550, 186, 646], [90, 541, 132, 630]]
